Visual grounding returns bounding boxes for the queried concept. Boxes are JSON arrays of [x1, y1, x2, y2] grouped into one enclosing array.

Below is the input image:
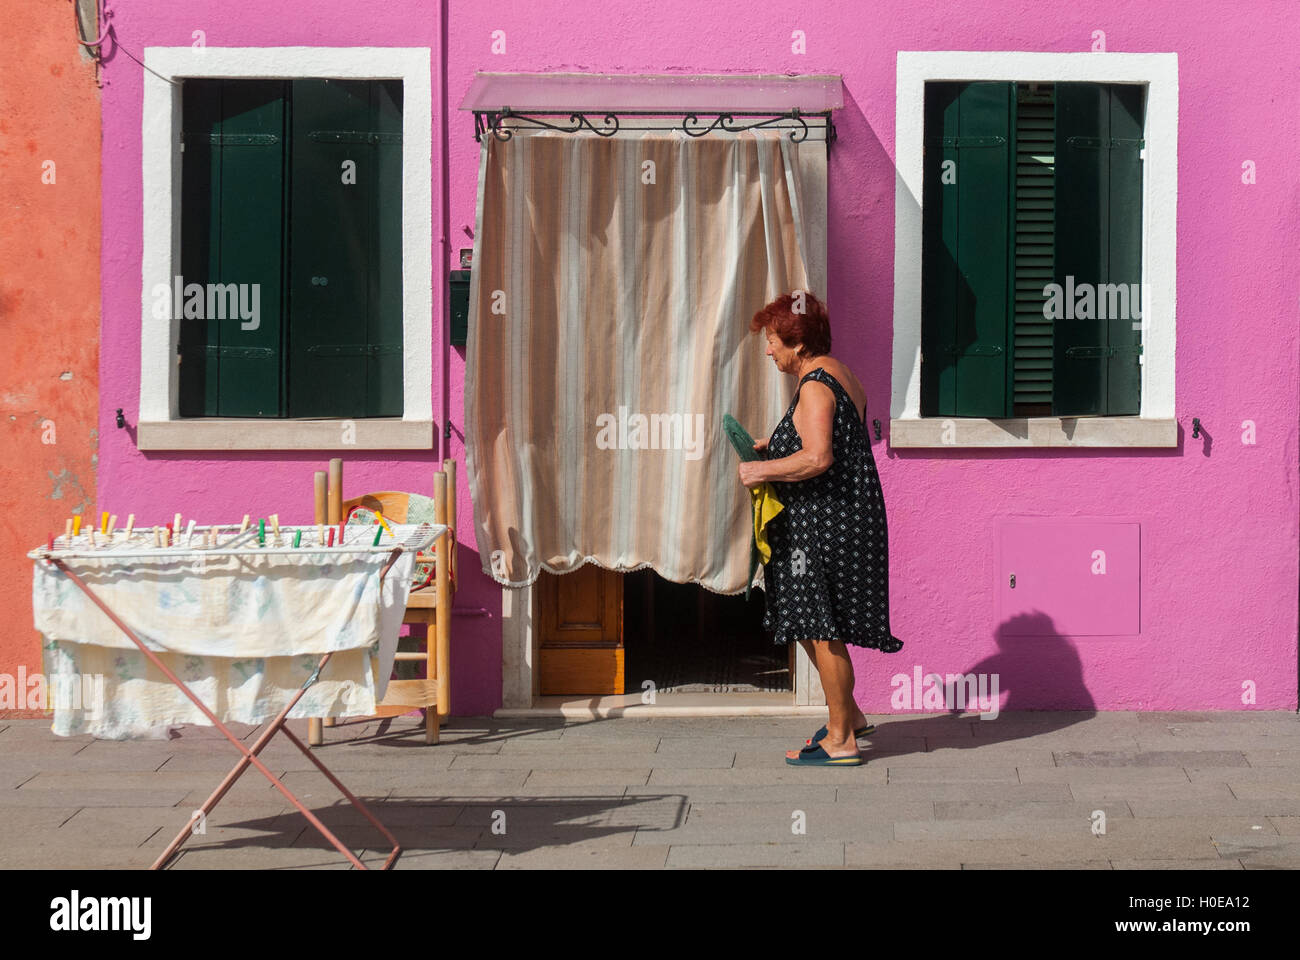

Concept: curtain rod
[[472, 108, 835, 146]]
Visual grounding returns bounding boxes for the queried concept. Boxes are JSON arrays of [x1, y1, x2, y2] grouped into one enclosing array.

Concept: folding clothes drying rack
[[28, 520, 444, 870]]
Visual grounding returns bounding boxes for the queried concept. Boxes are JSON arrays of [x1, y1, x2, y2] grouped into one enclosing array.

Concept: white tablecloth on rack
[[30, 536, 425, 739]]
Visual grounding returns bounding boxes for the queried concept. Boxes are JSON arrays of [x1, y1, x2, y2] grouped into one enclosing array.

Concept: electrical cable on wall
[[71, 0, 181, 87]]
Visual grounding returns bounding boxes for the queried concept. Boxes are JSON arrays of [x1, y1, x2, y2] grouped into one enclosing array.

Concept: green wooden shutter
[[921, 82, 1015, 418], [1053, 83, 1145, 416], [178, 80, 222, 417], [367, 80, 404, 417], [179, 80, 288, 417], [288, 79, 403, 418], [1012, 84, 1055, 416]]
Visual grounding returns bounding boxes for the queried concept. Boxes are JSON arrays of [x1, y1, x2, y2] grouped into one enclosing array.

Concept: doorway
[[506, 569, 816, 709], [622, 569, 791, 694]]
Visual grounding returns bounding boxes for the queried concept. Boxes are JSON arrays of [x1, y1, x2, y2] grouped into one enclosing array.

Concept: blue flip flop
[[785, 743, 863, 766], [804, 722, 875, 746]]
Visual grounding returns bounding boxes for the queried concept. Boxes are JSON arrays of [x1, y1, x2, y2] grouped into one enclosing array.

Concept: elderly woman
[[739, 291, 904, 766]]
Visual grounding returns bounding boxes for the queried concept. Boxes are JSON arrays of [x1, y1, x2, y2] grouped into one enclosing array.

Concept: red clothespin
[[48, 533, 55, 551], [327, 527, 336, 547], [165, 523, 174, 547]]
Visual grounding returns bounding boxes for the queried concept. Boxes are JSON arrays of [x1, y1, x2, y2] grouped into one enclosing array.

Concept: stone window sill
[[887, 417, 1178, 448], [136, 419, 434, 451]]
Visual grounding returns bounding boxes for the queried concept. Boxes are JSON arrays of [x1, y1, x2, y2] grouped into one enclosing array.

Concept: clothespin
[[72, 515, 82, 536], [107, 514, 117, 539], [64, 519, 73, 542], [165, 524, 173, 547], [317, 523, 325, 547], [327, 527, 335, 547], [47, 533, 54, 551], [100, 511, 110, 534], [371, 526, 383, 547], [337, 521, 345, 545], [185, 519, 196, 545], [125, 514, 136, 538], [293, 529, 302, 548], [270, 514, 280, 541], [88, 527, 97, 547], [173, 513, 182, 537], [153, 526, 162, 548], [258, 519, 266, 545], [375, 511, 394, 538], [240, 515, 250, 534]]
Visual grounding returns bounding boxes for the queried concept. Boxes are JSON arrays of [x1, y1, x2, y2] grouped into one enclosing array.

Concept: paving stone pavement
[[1, 711, 1298, 869]]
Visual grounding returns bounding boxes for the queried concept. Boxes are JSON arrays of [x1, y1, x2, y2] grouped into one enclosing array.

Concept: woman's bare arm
[[743, 381, 835, 484]]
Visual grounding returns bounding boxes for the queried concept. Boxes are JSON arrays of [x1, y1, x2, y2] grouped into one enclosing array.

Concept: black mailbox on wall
[[449, 269, 471, 346]]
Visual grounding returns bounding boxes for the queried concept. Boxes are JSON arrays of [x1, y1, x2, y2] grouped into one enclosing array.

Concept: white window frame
[[891, 52, 1177, 447], [138, 47, 433, 450]]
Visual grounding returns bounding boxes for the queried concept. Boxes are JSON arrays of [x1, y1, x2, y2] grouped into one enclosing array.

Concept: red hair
[[749, 290, 831, 357]]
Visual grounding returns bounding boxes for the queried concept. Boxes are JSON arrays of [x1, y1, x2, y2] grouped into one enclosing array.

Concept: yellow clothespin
[[100, 511, 110, 534]]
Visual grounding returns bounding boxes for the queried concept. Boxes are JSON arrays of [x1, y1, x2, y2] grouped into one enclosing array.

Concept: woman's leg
[[786, 638, 861, 759], [813, 639, 858, 754], [796, 637, 871, 732]]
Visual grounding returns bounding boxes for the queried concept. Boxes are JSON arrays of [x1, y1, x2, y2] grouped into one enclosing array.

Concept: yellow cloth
[[750, 482, 784, 562]]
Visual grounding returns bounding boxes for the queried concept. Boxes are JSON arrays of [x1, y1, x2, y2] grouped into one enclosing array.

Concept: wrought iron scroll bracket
[[473, 108, 835, 148]]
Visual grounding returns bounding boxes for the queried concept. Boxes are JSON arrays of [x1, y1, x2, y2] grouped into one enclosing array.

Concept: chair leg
[[308, 717, 323, 746], [425, 707, 440, 744]]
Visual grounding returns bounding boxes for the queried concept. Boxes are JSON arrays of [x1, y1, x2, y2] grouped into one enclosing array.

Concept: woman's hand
[[752, 438, 769, 455], [738, 460, 767, 489]]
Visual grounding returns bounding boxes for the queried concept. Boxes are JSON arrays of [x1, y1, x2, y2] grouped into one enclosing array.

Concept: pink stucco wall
[[97, 1, 1300, 714]]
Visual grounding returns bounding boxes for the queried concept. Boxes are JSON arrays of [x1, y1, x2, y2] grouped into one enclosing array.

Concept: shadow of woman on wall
[[860, 611, 1100, 759]]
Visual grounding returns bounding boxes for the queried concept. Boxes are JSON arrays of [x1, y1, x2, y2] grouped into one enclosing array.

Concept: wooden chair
[[306, 459, 457, 745]]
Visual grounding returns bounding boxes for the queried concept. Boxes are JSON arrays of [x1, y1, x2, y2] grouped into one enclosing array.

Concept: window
[[137, 47, 432, 451], [921, 80, 1145, 419], [891, 53, 1177, 449], [178, 78, 403, 418]]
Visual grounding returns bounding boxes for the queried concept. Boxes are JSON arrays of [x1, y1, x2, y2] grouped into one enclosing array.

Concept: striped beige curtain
[[465, 129, 812, 593]]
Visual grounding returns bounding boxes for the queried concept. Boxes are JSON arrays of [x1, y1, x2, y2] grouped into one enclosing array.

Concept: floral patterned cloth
[[30, 537, 422, 739]]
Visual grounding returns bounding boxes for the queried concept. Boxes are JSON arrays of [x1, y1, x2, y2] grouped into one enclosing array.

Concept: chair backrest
[[340, 480, 455, 596], [341, 491, 416, 523]]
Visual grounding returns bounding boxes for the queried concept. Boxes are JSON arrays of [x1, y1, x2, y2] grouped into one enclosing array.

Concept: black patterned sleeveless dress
[[760, 366, 904, 652]]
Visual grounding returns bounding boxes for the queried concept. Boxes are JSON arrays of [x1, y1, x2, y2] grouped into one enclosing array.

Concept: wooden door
[[538, 565, 623, 695]]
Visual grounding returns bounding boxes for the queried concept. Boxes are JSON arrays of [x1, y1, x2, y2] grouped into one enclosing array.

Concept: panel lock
[[1009, 573, 1016, 589]]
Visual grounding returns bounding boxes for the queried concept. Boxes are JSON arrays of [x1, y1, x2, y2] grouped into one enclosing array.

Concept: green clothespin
[[258, 518, 266, 545]]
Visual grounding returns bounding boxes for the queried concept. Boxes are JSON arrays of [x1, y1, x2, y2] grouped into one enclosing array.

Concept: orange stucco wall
[[0, 1, 101, 715]]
